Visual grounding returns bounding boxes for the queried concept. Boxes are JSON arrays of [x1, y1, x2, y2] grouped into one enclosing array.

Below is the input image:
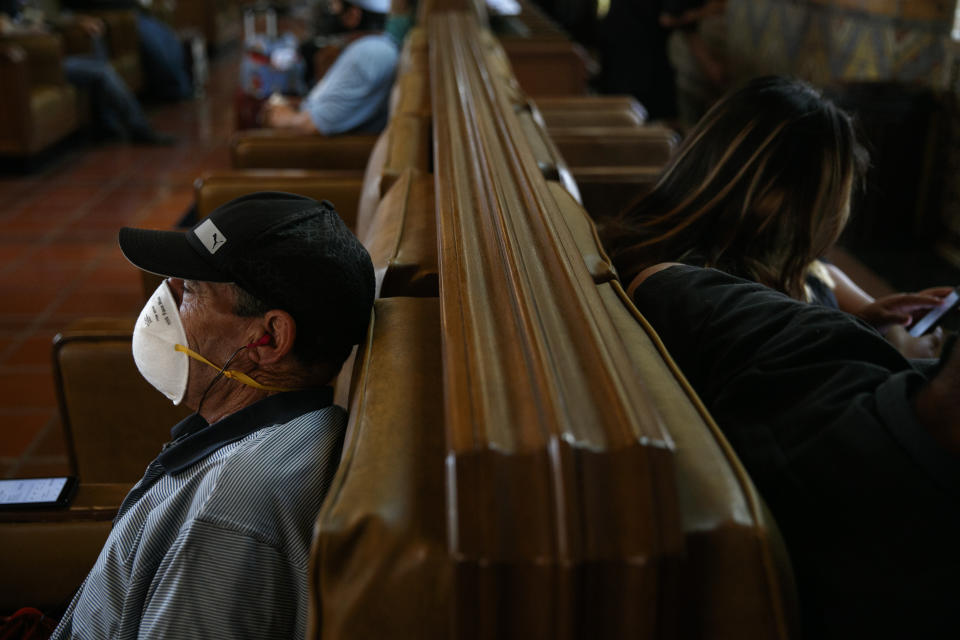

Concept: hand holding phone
[[909, 288, 960, 337]]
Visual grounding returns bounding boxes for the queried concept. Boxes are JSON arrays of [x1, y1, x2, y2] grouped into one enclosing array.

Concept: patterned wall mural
[[725, 0, 952, 87], [721, 0, 960, 261]]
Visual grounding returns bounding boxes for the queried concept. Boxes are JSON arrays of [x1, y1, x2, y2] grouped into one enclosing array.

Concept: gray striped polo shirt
[[52, 388, 345, 640]]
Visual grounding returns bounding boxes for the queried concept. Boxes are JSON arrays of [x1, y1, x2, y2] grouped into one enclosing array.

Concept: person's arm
[[139, 519, 303, 640], [261, 97, 319, 134], [297, 36, 398, 136], [826, 262, 951, 358]]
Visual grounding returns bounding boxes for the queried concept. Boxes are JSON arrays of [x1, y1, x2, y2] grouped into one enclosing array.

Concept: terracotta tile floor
[[0, 52, 238, 478]]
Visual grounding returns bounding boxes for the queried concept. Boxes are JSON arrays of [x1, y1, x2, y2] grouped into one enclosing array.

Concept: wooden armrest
[[542, 108, 645, 129]]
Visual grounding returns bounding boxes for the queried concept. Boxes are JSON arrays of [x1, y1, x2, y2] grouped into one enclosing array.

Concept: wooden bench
[[194, 169, 365, 230], [309, 7, 799, 638], [573, 165, 662, 221], [430, 13, 681, 635], [533, 95, 647, 122], [230, 129, 380, 170], [531, 96, 647, 130], [551, 126, 679, 168], [362, 167, 438, 298]]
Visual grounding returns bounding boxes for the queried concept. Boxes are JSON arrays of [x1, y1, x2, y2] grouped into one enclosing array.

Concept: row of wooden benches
[[3, 4, 802, 637]]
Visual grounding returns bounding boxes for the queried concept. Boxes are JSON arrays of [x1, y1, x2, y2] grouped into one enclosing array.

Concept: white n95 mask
[[132, 280, 190, 404], [132, 280, 297, 406]]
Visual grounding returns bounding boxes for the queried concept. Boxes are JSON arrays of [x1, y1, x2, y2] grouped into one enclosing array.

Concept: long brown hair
[[602, 76, 867, 299]]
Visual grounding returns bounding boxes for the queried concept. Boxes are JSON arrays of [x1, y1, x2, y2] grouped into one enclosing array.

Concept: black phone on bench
[[909, 288, 960, 337], [0, 476, 78, 510]]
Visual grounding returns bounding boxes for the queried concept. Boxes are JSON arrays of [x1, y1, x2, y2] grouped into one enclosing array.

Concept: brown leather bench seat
[[0, 32, 80, 157], [310, 296, 447, 639]]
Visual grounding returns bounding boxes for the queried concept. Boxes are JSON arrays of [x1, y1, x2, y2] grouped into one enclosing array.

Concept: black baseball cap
[[119, 192, 375, 357]]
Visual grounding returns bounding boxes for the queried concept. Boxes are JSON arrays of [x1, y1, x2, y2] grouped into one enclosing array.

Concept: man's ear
[[246, 310, 297, 365]]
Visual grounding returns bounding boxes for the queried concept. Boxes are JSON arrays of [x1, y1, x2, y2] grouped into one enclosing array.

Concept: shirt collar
[[159, 387, 334, 475]]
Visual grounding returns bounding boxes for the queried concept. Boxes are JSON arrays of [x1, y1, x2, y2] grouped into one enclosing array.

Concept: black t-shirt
[[632, 264, 960, 639]]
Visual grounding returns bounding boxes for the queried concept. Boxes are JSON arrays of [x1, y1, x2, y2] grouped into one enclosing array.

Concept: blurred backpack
[[236, 27, 307, 129]]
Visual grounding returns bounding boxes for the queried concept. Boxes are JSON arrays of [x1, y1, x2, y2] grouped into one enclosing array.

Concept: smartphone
[[909, 289, 960, 337], [0, 476, 78, 509]]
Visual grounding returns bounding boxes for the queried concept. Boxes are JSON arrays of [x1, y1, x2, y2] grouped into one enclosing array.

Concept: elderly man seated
[[50, 193, 374, 639]]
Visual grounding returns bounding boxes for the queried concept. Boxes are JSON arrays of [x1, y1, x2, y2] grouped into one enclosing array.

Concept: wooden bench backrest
[[362, 167, 438, 298], [547, 173, 800, 637], [431, 13, 682, 636], [573, 165, 663, 221], [309, 4, 800, 639], [551, 127, 679, 168], [390, 36, 430, 118], [598, 279, 800, 638], [355, 114, 432, 238]]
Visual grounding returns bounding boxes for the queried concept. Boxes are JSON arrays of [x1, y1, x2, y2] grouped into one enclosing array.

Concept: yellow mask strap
[[175, 344, 296, 393]]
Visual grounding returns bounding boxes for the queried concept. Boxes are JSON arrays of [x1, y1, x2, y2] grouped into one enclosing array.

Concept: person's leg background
[[136, 13, 192, 101], [62, 36, 171, 143]]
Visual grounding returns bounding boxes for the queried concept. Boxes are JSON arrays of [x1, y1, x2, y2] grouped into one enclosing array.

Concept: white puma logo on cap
[[195, 219, 227, 254]]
